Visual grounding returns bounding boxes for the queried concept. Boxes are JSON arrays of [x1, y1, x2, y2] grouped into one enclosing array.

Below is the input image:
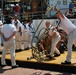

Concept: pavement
[[0, 66, 76, 75]]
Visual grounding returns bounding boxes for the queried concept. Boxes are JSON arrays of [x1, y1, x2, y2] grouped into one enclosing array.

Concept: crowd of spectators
[[65, 2, 76, 17]]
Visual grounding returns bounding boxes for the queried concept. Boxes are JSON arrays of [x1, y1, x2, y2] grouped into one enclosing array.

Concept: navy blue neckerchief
[[28, 24, 32, 29], [14, 20, 18, 28], [56, 20, 61, 26], [23, 23, 27, 29]]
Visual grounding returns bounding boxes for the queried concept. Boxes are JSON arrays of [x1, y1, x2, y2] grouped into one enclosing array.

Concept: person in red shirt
[[14, 4, 20, 16]]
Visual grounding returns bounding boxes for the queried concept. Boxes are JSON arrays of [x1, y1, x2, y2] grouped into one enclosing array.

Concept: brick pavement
[[0, 66, 76, 75]]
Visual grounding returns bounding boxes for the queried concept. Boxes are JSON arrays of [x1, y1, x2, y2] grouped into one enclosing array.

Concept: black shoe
[[1, 43, 4, 46], [15, 49, 19, 50], [29, 47, 32, 49], [47, 55, 55, 59], [61, 61, 71, 64], [12, 65, 19, 69], [54, 54, 60, 57], [24, 47, 29, 50], [18, 49, 22, 51]]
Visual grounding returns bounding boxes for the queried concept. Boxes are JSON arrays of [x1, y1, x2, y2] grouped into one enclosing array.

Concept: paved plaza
[[0, 66, 76, 75]]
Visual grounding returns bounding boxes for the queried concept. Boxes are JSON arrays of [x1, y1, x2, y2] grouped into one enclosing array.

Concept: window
[[63, 0, 67, 5]]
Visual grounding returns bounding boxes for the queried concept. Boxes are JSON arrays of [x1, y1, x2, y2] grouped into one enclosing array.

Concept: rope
[[31, 0, 54, 48]]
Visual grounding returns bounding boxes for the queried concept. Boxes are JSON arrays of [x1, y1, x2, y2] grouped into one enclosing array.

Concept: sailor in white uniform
[[20, 20, 29, 50], [26, 19, 35, 49], [12, 15, 22, 50]]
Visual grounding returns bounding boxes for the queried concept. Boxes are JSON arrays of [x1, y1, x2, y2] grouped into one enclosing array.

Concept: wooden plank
[[0, 49, 76, 66]]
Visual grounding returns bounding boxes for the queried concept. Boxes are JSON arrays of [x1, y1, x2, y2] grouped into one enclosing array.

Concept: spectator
[[13, 4, 20, 16], [69, 2, 74, 11], [72, 6, 76, 16], [65, 9, 73, 17]]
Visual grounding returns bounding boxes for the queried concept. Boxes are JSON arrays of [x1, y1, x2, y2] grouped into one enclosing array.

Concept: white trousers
[[1, 38, 16, 66], [50, 35, 61, 57], [15, 32, 21, 49], [21, 31, 28, 49], [66, 29, 76, 62], [26, 33, 32, 48]]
